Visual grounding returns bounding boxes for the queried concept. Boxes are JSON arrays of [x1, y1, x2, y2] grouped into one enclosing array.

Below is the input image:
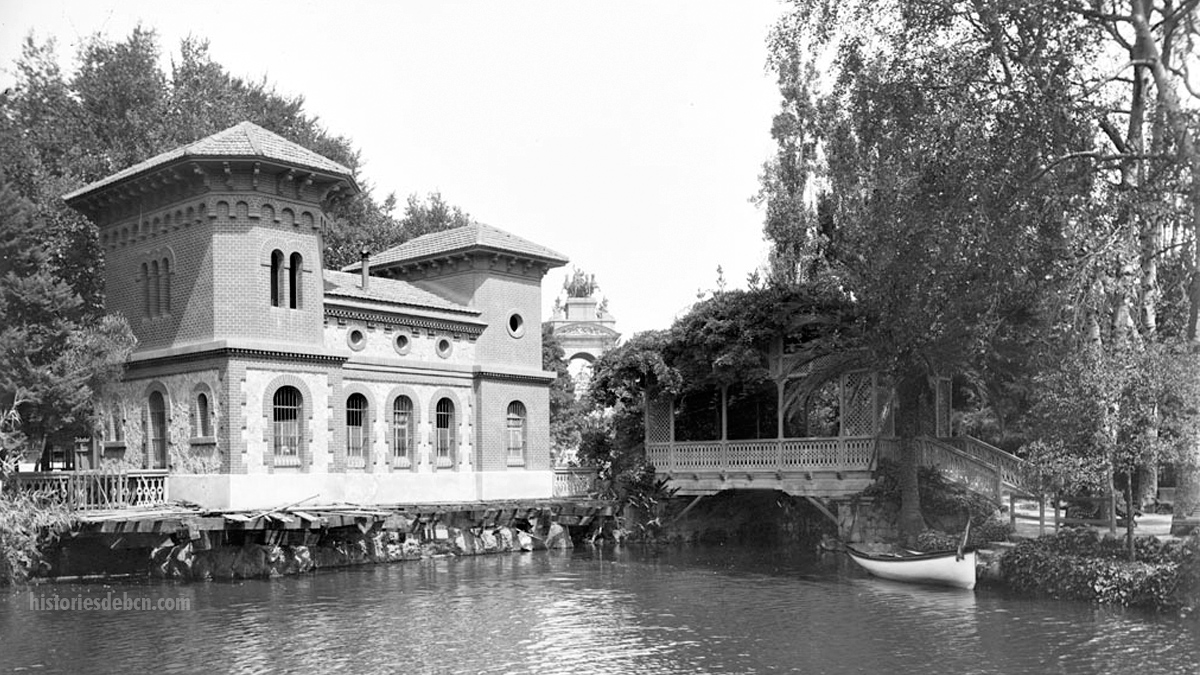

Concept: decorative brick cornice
[[325, 307, 486, 338], [126, 347, 347, 371], [474, 369, 557, 384]]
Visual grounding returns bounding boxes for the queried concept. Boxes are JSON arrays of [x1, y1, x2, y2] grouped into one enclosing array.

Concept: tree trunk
[[1173, 442, 1200, 536], [1136, 463, 1159, 511], [1130, 8, 1200, 347], [896, 375, 925, 546], [1125, 473, 1136, 561]]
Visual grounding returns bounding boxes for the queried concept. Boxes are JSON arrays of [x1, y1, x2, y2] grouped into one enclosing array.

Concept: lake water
[[1, 545, 1196, 674]]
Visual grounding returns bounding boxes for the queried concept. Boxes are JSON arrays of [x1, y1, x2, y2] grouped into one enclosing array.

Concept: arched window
[[392, 395, 414, 469], [346, 393, 368, 469], [108, 406, 124, 444], [149, 260, 161, 318], [141, 262, 151, 316], [435, 398, 455, 469], [160, 258, 171, 315], [273, 386, 302, 466], [506, 401, 527, 466], [194, 391, 212, 437], [270, 250, 284, 307], [147, 391, 167, 469], [289, 252, 302, 309]]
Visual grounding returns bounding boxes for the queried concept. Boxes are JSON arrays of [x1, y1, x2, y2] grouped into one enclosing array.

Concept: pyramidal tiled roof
[[64, 122, 355, 201], [344, 222, 569, 272], [323, 270, 477, 315]]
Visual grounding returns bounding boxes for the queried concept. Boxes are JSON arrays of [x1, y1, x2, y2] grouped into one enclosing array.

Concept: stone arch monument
[[546, 269, 620, 392]]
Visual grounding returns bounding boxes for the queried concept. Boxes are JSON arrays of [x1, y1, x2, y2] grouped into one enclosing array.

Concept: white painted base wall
[[169, 471, 554, 511]]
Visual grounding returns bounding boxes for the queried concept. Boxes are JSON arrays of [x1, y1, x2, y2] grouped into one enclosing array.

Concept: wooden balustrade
[[647, 437, 884, 474], [649, 434, 1029, 502], [14, 470, 169, 510], [553, 467, 598, 498]]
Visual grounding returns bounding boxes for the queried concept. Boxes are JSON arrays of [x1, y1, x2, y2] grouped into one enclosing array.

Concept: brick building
[[64, 122, 568, 510]]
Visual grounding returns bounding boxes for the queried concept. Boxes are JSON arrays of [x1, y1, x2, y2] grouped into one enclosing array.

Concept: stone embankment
[[42, 500, 616, 581], [150, 521, 577, 580]]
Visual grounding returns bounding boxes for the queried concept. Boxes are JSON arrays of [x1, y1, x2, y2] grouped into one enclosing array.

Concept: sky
[[0, 0, 787, 337]]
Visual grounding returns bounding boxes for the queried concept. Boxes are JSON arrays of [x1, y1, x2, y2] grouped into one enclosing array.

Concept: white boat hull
[[846, 547, 977, 590]]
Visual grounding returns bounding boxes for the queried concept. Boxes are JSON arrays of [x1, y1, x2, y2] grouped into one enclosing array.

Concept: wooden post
[[1038, 496, 1046, 536], [1009, 492, 1016, 531]]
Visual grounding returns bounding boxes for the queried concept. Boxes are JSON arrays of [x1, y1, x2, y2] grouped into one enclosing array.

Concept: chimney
[[360, 249, 370, 292]]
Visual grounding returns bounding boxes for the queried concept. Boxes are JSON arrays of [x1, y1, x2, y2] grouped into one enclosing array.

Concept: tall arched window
[[346, 393, 368, 469], [273, 386, 302, 466], [194, 392, 212, 437], [147, 391, 167, 469], [149, 260, 161, 318], [392, 395, 414, 469], [270, 250, 284, 307], [289, 252, 302, 309], [435, 398, 455, 469], [141, 262, 151, 316], [506, 401, 526, 466], [160, 258, 171, 315]]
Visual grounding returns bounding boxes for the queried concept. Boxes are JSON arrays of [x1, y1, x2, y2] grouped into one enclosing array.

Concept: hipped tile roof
[[343, 222, 568, 272], [64, 121, 355, 201], [323, 270, 477, 315]]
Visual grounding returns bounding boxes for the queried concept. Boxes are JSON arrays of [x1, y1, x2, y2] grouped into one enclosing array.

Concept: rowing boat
[[845, 545, 977, 590]]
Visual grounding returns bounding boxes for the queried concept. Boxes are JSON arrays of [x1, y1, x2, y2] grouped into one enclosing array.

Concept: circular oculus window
[[347, 328, 366, 351], [436, 338, 453, 358], [394, 333, 411, 355], [508, 312, 525, 338]]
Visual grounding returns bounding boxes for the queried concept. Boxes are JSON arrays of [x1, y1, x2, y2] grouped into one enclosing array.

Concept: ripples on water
[[1, 546, 1197, 674]]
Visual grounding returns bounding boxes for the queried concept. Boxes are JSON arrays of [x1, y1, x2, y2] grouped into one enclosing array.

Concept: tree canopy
[[757, 0, 1200, 535]]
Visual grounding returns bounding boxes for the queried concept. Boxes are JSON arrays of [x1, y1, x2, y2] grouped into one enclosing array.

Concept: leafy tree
[[762, 0, 1103, 542], [541, 323, 582, 463], [0, 173, 135, 464]]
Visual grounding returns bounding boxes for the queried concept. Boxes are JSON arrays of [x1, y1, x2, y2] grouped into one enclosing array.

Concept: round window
[[507, 312, 525, 338], [436, 338, 453, 358], [394, 333, 411, 355], [347, 329, 366, 351]]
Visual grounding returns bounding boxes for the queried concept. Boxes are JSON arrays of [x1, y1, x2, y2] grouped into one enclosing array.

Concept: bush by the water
[[0, 487, 75, 585], [1001, 528, 1199, 614], [913, 516, 1015, 552]]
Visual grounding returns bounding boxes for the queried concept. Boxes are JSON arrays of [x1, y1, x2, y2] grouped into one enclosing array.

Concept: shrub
[[1001, 529, 1198, 614], [0, 486, 75, 585]]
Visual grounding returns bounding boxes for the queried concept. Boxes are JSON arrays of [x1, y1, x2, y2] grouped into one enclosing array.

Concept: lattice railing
[[14, 470, 169, 510], [553, 468, 598, 497], [647, 437, 881, 474], [943, 435, 1027, 492], [915, 437, 1002, 500]]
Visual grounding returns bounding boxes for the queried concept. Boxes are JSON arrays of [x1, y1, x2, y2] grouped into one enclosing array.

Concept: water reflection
[[0, 546, 1196, 675]]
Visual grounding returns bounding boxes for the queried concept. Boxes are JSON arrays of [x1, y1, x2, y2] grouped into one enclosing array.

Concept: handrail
[[943, 435, 1028, 490], [13, 469, 170, 510], [914, 436, 1007, 501]]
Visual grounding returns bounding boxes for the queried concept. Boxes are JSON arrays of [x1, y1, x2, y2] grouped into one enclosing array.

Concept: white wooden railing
[[646, 436, 892, 474], [14, 469, 169, 510], [942, 435, 1028, 492], [553, 467, 598, 497], [649, 434, 1030, 502]]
